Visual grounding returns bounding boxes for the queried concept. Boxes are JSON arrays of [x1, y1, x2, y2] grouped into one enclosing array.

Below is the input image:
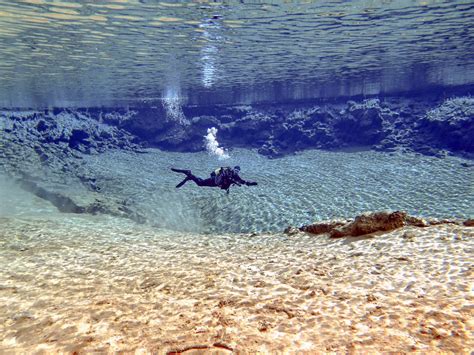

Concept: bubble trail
[[204, 127, 229, 160]]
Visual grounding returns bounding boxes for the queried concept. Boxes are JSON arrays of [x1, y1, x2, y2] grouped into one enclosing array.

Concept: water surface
[[1, 1, 473, 106]]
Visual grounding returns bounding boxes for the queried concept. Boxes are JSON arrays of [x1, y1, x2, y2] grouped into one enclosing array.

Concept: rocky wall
[[2, 95, 474, 162], [107, 95, 474, 159]]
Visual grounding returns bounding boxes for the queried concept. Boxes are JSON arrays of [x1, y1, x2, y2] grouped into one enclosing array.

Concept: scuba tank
[[212, 167, 232, 186]]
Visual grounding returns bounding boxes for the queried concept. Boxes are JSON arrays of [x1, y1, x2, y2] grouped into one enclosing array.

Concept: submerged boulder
[[300, 220, 348, 235], [299, 211, 444, 238], [464, 219, 474, 227], [329, 211, 407, 238]]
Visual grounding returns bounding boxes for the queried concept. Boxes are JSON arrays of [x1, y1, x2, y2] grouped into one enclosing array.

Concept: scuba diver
[[171, 166, 257, 194]]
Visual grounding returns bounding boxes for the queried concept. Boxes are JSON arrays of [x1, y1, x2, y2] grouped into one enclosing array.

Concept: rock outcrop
[[334, 99, 387, 146], [329, 211, 408, 238], [464, 219, 474, 227], [299, 220, 348, 235], [0, 109, 140, 156], [4, 94, 473, 160], [417, 97, 474, 153], [298, 211, 468, 238], [102, 95, 473, 159], [0, 109, 147, 223]]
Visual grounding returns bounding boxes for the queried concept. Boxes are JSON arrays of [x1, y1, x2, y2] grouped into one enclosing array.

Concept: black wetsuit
[[171, 167, 257, 193]]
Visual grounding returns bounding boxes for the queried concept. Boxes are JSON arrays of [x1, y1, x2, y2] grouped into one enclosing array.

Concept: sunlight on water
[[199, 19, 222, 88], [162, 59, 188, 124], [162, 89, 187, 124]]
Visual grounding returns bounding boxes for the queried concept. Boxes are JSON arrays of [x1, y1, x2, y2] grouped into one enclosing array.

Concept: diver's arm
[[232, 174, 246, 185], [233, 174, 257, 186]]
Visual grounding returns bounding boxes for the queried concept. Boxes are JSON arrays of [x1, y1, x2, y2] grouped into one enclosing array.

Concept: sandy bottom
[[0, 213, 472, 354]]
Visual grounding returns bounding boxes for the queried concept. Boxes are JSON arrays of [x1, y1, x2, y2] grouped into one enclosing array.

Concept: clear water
[[81, 148, 474, 233], [0, 1, 473, 106], [1, 150, 473, 351], [1, 2, 473, 352]]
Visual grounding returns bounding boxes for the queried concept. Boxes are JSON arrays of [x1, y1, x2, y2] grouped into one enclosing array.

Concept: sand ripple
[[0, 215, 472, 353]]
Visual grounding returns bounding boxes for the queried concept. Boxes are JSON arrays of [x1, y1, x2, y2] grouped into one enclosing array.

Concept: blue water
[[2, 1, 474, 353], [82, 148, 474, 233], [0, 1, 472, 232]]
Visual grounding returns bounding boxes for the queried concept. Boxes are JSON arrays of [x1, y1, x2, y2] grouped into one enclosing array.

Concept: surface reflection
[[0, 0, 472, 106]]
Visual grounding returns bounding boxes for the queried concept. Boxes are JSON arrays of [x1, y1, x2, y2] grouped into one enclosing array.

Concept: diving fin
[[171, 168, 191, 175], [176, 177, 190, 188]]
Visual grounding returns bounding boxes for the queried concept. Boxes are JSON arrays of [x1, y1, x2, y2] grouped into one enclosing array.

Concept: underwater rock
[[216, 110, 275, 151], [463, 219, 474, 227], [110, 107, 167, 139], [13, 94, 456, 159], [300, 211, 429, 237], [2, 94, 472, 161], [425, 218, 461, 226], [100, 109, 138, 126], [258, 143, 284, 158], [0, 109, 145, 223], [36, 119, 48, 132], [14, 172, 147, 223], [17, 177, 86, 214], [190, 115, 220, 128], [68, 129, 91, 149], [405, 215, 429, 227], [283, 226, 300, 235], [374, 138, 398, 151], [418, 97, 474, 153], [0, 109, 140, 155], [160, 97, 408, 157], [299, 220, 348, 235], [33, 145, 49, 164], [300, 211, 471, 238], [330, 211, 407, 238], [334, 99, 387, 146], [152, 124, 203, 152], [402, 231, 417, 241]]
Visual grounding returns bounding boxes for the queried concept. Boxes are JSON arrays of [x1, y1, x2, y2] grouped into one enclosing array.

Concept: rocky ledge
[[114, 95, 474, 159], [0, 110, 146, 222], [2, 95, 474, 160], [290, 211, 474, 238]]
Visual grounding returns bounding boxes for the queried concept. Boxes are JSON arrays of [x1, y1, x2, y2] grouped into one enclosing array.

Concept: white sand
[[0, 214, 472, 353]]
